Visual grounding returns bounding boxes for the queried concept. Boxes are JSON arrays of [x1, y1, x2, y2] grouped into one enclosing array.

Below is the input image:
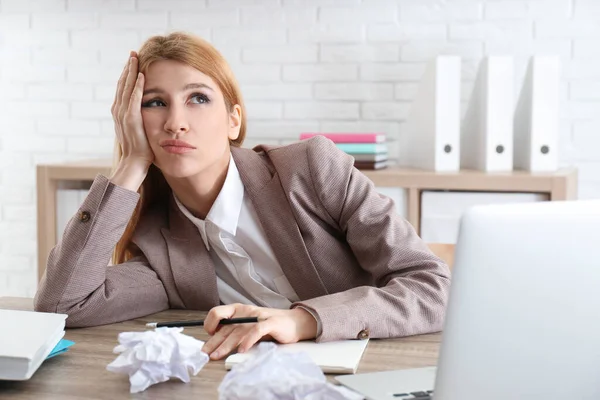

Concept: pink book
[[299, 133, 386, 143]]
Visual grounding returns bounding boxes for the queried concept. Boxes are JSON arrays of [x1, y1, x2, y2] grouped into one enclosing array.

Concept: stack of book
[[299, 132, 388, 170], [0, 309, 68, 380]]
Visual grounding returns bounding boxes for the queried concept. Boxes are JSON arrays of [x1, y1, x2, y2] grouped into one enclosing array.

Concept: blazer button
[[357, 329, 369, 340], [79, 211, 91, 222]]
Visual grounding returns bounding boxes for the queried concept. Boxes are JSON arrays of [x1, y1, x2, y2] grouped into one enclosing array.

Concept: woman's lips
[[162, 145, 194, 154], [160, 139, 196, 154]]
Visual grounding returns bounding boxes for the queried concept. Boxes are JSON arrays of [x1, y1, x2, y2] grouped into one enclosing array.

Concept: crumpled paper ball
[[218, 342, 363, 400], [106, 327, 209, 393]]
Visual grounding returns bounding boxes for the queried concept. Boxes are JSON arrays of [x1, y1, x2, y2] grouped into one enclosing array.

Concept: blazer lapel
[[161, 196, 219, 310], [232, 147, 329, 301]]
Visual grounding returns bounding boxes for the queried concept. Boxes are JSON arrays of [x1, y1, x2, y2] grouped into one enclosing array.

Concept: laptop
[[336, 200, 600, 400]]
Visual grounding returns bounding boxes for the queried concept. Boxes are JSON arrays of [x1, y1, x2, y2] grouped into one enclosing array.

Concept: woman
[[34, 32, 450, 361]]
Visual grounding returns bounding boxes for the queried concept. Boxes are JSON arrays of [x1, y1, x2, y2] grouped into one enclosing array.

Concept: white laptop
[[336, 200, 600, 400]]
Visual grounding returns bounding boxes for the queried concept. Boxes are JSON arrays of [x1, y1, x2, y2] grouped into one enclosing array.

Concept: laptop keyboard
[[393, 390, 434, 399]]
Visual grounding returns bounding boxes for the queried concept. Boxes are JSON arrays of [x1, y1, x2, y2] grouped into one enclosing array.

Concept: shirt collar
[[173, 154, 245, 247]]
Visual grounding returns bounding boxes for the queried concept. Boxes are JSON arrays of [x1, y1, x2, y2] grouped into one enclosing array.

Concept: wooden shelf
[[44, 158, 113, 180], [36, 158, 578, 281], [362, 166, 576, 193]]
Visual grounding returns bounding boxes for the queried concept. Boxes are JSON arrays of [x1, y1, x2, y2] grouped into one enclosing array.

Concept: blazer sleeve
[[293, 136, 451, 342], [34, 174, 169, 328]]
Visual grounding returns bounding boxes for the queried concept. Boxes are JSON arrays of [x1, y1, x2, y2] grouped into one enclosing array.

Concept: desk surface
[[0, 297, 441, 400]]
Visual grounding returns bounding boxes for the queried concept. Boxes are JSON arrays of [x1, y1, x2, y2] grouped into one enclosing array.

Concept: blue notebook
[[46, 339, 75, 360]]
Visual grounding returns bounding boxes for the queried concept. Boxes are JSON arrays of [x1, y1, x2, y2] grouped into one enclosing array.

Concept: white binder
[[461, 56, 514, 171], [513, 56, 560, 172], [405, 56, 461, 171]]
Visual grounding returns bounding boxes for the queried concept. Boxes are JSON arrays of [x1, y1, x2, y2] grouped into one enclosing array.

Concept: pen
[[145, 317, 263, 328]]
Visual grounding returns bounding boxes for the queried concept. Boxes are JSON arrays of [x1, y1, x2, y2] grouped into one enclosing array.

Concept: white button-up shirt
[[174, 155, 301, 309]]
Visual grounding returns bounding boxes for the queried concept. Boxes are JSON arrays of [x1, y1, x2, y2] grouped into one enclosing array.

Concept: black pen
[[145, 317, 263, 328]]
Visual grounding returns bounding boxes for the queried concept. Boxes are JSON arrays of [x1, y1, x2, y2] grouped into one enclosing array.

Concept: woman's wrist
[[110, 159, 151, 192], [290, 307, 318, 341]]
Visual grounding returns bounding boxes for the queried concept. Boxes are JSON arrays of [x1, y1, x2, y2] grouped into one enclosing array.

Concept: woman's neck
[[165, 152, 231, 220]]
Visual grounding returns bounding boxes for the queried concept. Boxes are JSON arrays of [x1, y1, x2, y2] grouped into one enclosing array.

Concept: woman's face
[[141, 59, 241, 179]]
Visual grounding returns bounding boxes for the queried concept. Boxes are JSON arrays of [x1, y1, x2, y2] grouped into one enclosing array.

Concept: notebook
[[225, 339, 369, 374], [0, 309, 67, 380], [46, 339, 75, 360]]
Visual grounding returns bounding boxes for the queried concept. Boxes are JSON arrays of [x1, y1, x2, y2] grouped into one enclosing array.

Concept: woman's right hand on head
[[112, 52, 154, 169], [109, 52, 154, 192]]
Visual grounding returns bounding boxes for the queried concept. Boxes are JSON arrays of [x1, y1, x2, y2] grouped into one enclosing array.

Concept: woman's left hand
[[201, 303, 318, 360]]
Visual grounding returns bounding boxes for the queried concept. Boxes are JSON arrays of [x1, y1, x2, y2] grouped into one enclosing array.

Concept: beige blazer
[[35, 136, 451, 342]]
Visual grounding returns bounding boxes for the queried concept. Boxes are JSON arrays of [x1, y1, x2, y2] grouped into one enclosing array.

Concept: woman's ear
[[228, 104, 242, 141]]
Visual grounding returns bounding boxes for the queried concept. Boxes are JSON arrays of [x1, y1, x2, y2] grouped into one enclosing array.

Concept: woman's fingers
[[208, 319, 279, 359], [112, 58, 130, 117], [207, 326, 252, 360], [203, 304, 257, 335], [120, 56, 139, 116], [127, 73, 144, 114], [202, 324, 237, 356], [201, 305, 288, 360], [112, 56, 133, 145], [238, 319, 276, 354], [110, 50, 154, 166]]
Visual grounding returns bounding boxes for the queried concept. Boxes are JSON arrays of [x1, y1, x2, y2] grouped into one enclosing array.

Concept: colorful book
[[336, 143, 387, 154], [300, 133, 386, 143], [354, 160, 388, 170], [352, 153, 388, 162], [46, 339, 75, 359]]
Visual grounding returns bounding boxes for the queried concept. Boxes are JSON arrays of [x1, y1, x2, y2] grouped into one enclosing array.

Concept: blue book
[[46, 339, 75, 360], [335, 143, 388, 154]]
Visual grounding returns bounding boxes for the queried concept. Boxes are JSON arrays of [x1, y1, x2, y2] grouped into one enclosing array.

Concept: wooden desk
[[36, 158, 576, 280], [0, 297, 441, 400]]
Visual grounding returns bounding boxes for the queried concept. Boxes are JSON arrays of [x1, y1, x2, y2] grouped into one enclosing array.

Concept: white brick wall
[[243, 45, 319, 63], [283, 64, 358, 81], [315, 82, 394, 100], [0, 0, 599, 296]]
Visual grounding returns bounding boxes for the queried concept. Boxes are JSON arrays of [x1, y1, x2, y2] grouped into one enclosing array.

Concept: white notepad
[[225, 339, 369, 374], [0, 309, 67, 380]]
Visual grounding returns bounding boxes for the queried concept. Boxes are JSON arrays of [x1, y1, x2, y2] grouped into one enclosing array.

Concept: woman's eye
[[190, 93, 210, 104], [142, 99, 165, 108]]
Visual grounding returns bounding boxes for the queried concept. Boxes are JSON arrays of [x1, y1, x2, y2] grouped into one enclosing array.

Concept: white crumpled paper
[[218, 342, 363, 400], [106, 327, 209, 393]]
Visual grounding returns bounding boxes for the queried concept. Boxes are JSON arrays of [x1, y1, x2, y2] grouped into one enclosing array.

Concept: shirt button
[[79, 211, 91, 222], [357, 329, 369, 340]]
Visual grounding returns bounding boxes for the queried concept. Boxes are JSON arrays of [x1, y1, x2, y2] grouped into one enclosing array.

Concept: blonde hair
[[112, 32, 247, 265]]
